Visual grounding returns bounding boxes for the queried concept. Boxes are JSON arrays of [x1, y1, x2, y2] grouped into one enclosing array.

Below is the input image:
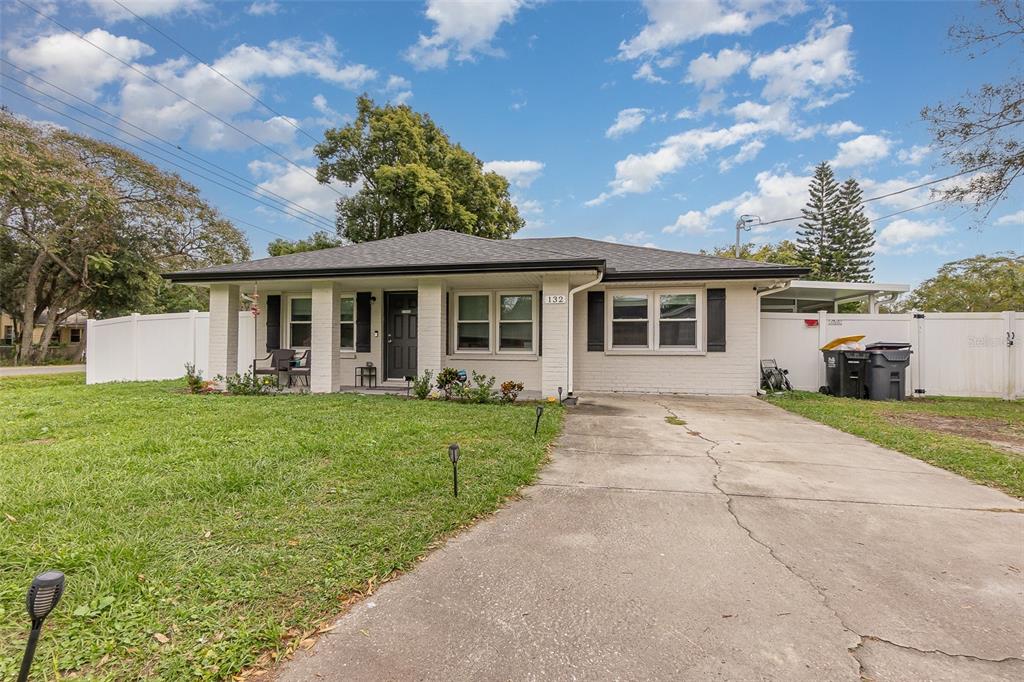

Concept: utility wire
[[109, 0, 321, 145], [0, 63, 336, 230], [1, 85, 332, 235], [13, 0, 347, 197]]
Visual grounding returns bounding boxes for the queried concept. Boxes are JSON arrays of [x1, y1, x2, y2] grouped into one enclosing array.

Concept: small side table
[[355, 365, 377, 388]]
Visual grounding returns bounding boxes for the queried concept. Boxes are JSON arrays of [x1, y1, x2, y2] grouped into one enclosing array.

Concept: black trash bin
[[864, 342, 912, 401], [822, 349, 869, 398]]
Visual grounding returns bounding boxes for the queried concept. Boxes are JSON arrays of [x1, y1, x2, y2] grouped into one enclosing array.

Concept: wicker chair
[[253, 349, 294, 382], [287, 350, 310, 388]]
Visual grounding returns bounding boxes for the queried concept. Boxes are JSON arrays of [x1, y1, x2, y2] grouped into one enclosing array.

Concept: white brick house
[[167, 230, 808, 398]]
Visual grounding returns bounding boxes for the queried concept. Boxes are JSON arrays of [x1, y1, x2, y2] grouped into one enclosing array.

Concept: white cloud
[[81, 0, 206, 21], [825, 120, 863, 136], [675, 108, 697, 120], [876, 218, 952, 251], [633, 62, 667, 84], [605, 108, 649, 139], [246, 0, 280, 16], [405, 0, 526, 70], [831, 134, 892, 168], [603, 231, 658, 247], [685, 47, 750, 90], [662, 210, 712, 235], [896, 144, 930, 165], [383, 74, 413, 104], [482, 159, 544, 188], [748, 19, 854, 101], [619, 0, 806, 59], [994, 210, 1024, 226], [249, 158, 355, 219], [718, 139, 765, 172], [7, 28, 154, 101]]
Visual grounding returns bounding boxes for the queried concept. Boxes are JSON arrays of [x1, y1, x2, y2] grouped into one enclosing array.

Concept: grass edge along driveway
[[764, 391, 1023, 499], [0, 374, 562, 680]]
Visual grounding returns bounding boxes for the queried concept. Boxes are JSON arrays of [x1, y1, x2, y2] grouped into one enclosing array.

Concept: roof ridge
[[521, 235, 782, 268]]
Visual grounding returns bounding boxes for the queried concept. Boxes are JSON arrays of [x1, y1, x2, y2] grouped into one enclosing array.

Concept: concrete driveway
[[277, 394, 1024, 681]]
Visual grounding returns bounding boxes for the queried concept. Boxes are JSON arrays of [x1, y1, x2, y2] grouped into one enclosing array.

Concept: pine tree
[[834, 178, 875, 282], [796, 162, 840, 280]]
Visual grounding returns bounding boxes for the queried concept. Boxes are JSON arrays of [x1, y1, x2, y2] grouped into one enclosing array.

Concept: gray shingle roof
[[167, 229, 807, 282]]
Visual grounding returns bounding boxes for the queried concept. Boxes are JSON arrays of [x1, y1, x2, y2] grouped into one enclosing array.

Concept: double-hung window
[[289, 297, 312, 348], [339, 296, 355, 351], [658, 293, 697, 348], [498, 294, 533, 351], [456, 294, 490, 351], [611, 294, 650, 348]]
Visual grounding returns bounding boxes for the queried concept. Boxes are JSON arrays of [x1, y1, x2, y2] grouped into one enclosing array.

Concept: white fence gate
[[761, 311, 1023, 399], [86, 311, 255, 384]]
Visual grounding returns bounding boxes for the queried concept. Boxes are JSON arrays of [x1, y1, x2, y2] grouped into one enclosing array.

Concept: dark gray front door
[[385, 292, 417, 379]]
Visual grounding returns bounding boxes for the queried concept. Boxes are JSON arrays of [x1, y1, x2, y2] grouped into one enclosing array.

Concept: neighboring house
[[167, 230, 809, 397], [0, 310, 87, 350]]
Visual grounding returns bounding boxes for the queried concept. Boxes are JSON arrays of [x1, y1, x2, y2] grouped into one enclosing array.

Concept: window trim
[[454, 291, 493, 353], [286, 295, 313, 349], [70, 328, 82, 344], [338, 294, 356, 352], [605, 288, 705, 354], [496, 291, 538, 354]]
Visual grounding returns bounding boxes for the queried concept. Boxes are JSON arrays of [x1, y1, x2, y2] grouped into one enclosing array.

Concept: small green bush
[[216, 370, 281, 396], [183, 362, 214, 394], [435, 367, 461, 400], [465, 371, 497, 404], [500, 380, 524, 403], [412, 369, 433, 399]]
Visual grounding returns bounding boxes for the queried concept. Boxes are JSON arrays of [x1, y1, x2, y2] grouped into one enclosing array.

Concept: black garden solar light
[[448, 443, 460, 497], [18, 570, 65, 682], [534, 405, 544, 436]]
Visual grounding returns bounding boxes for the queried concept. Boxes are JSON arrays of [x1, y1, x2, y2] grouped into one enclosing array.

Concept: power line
[[0, 63, 337, 230], [108, 0, 320, 145], [1, 85, 332, 235], [13, 0, 347, 198]]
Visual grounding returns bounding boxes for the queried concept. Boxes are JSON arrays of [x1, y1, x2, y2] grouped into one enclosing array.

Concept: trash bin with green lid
[[864, 342, 912, 400], [821, 349, 869, 398]]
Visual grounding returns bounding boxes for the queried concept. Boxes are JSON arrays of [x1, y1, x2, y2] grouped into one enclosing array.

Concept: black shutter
[[265, 295, 281, 352], [356, 292, 371, 353], [587, 291, 604, 351], [537, 293, 543, 356], [707, 288, 726, 352], [445, 292, 451, 356]]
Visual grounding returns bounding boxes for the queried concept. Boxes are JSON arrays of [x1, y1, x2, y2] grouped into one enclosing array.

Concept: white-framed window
[[610, 293, 651, 349], [497, 293, 535, 352], [70, 328, 82, 344], [339, 295, 355, 351], [607, 289, 703, 352], [288, 297, 312, 348], [456, 293, 491, 351], [657, 293, 698, 348]]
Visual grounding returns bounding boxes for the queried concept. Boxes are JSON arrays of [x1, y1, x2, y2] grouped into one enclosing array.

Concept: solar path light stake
[[558, 386, 563, 403], [448, 443, 460, 497], [534, 405, 544, 436], [18, 570, 65, 682]]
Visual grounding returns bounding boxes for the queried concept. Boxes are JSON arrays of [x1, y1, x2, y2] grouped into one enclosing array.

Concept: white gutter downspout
[[755, 280, 793, 395], [566, 269, 605, 396]]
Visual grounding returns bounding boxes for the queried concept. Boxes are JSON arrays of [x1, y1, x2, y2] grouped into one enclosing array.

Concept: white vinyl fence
[[761, 311, 1023, 399], [86, 311, 255, 384]]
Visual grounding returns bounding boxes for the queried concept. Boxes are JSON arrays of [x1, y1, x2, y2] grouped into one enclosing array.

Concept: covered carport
[[760, 280, 910, 313]]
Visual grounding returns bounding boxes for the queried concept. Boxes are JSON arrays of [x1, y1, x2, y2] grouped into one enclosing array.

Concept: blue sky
[[1, 0, 1021, 285]]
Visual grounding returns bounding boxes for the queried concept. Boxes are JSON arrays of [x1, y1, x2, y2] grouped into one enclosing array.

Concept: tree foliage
[[315, 95, 524, 243], [832, 178, 875, 282], [901, 253, 1023, 312], [0, 111, 250, 362], [922, 0, 1024, 217], [704, 239, 803, 265], [267, 230, 343, 257]]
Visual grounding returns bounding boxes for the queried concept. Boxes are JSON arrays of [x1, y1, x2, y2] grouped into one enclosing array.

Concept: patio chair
[[287, 350, 310, 388], [253, 349, 294, 381]]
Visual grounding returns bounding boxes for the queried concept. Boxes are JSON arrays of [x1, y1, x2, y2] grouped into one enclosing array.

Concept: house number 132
[[544, 295, 567, 304]]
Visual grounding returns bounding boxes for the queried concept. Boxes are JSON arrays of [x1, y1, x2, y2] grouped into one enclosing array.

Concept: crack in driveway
[[651, 398, 1024, 678]]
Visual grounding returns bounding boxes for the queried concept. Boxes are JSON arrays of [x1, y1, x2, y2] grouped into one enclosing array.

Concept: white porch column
[[209, 283, 239, 382], [417, 279, 444, 380], [541, 273, 570, 400], [311, 281, 341, 393]]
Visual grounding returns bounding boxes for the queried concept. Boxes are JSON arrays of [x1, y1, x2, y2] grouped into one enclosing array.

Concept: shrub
[[465, 371, 497, 404], [435, 367, 461, 400], [216, 370, 281, 396], [499, 380, 524, 404], [183, 362, 214, 394], [412, 369, 433, 399]]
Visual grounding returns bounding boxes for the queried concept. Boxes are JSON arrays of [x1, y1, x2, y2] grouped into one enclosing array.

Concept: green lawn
[[0, 374, 562, 680], [764, 391, 1024, 498]]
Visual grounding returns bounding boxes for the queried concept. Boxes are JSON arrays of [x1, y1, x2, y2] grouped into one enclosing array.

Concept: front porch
[[208, 270, 599, 400]]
